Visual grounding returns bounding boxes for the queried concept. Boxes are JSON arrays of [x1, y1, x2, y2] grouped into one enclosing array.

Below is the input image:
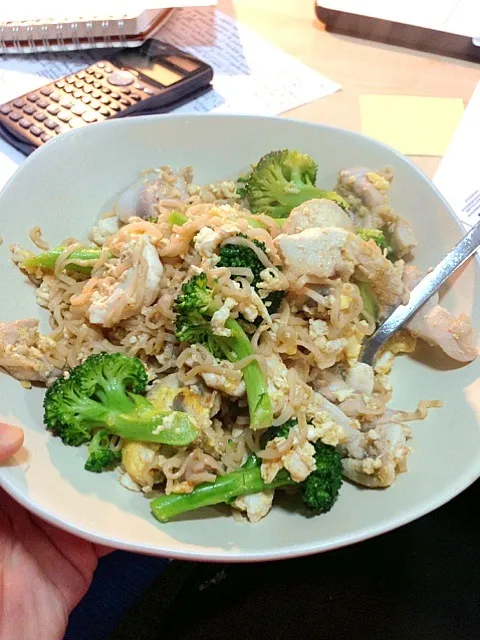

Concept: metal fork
[[360, 219, 480, 366]]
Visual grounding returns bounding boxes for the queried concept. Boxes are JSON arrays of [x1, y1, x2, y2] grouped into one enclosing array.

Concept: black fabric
[[110, 478, 480, 640]]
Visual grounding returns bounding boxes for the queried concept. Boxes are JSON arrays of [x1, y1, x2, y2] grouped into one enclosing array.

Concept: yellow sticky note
[[360, 95, 465, 156]]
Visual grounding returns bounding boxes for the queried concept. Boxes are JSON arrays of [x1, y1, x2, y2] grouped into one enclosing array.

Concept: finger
[[0, 423, 24, 462]]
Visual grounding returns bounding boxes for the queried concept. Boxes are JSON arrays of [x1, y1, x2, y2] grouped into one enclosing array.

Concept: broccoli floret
[[84, 429, 121, 473], [237, 149, 349, 218], [146, 215, 159, 223], [218, 235, 285, 314], [357, 228, 395, 260], [44, 352, 199, 449], [150, 434, 343, 522], [173, 273, 273, 430], [21, 246, 104, 274]]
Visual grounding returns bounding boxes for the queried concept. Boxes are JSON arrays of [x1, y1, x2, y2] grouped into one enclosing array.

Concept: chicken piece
[[89, 216, 119, 246], [0, 319, 60, 383], [76, 236, 163, 328], [115, 167, 190, 224], [194, 227, 222, 258], [265, 353, 289, 416], [308, 392, 365, 458], [404, 265, 478, 362], [276, 227, 405, 306], [232, 490, 274, 523], [335, 167, 393, 229], [341, 423, 411, 488], [284, 199, 354, 234], [121, 441, 165, 490], [345, 362, 374, 395], [390, 219, 417, 258]]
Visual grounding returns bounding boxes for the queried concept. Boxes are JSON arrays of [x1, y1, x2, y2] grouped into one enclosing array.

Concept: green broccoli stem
[[169, 211, 189, 227], [215, 317, 273, 430], [22, 247, 105, 274], [272, 186, 346, 214], [150, 457, 294, 523], [79, 396, 199, 446]]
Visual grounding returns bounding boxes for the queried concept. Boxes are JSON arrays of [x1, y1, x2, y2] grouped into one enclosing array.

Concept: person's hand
[[0, 423, 110, 640]]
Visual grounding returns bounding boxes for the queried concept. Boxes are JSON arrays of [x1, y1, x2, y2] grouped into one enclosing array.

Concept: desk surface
[[223, 0, 479, 178]]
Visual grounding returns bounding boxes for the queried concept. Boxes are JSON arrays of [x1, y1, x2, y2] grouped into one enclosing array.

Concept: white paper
[[0, 7, 340, 188], [433, 81, 480, 230], [159, 8, 340, 115]]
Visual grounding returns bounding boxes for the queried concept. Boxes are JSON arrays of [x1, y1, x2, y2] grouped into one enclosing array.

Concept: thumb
[[0, 423, 24, 462]]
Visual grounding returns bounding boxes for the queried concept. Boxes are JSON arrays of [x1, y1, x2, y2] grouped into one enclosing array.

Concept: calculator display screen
[[118, 53, 184, 86]]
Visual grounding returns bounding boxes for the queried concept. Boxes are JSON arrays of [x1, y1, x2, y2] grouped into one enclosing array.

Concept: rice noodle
[[29, 226, 50, 250]]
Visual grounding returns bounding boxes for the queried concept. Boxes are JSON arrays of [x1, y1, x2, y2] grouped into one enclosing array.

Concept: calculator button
[[122, 88, 131, 95], [64, 86, 75, 94], [33, 111, 47, 122], [74, 80, 84, 89], [55, 124, 70, 134], [83, 85, 93, 94], [91, 90, 102, 99], [47, 104, 60, 115], [87, 67, 96, 74], [71, 104, 87, 116], [99, 106, 110, 116], [41, 133, 52, 143], [9, 111, 22, 122], [44, 118, 58, 130], [40, 87, 53, 96], [13, 99, 26, 108], [37, 98, 49, 108], [84, 76, 94, 84], [94, 72, 103, 80], [134, 83, 144, 91], [27, 93, 40, 102], [76, 71, 86, 79], [89, 100, 100, 110], [108, 70, 134, 86], [101, 86, 111, 94], [105, 65, 113, 73], [66, 75, 76, 84], [30, 126, 43, 137], [110, 92, 120, 100], [93, 81, 102, 89], [55, 81, 65, 89], [109, 103, 120, 112], [59, 97, 74, 109], [143, 87, 155, 95], [130, 93, 141, 101], [81, 96, 91, 104], [97, 62, 105, 68], [100, 96, 110, 105], [72, 90, 82, 99], [50, 91, 62, 102], [0, 105, 12, 115], [58, 111, 72, 122], [18, 118, 32, 129], [23, 105, 36, 115], [119, 98, 130, 106], [82, 112, 98, 123]]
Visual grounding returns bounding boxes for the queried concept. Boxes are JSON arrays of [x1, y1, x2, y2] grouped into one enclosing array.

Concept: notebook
[[0, 1, 216, 54]]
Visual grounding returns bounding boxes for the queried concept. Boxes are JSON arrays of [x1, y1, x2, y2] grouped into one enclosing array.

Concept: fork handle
[[361, 219, 480, 366]]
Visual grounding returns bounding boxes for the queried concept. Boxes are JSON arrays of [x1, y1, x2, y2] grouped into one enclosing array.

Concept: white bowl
[[1, 114, 479, 562]]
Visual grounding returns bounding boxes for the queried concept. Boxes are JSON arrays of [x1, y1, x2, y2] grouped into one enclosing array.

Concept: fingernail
[[0, 423, 24, 456]]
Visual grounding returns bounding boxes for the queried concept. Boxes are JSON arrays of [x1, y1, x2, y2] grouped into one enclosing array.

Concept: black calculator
[[0, 40, 214, 155]]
